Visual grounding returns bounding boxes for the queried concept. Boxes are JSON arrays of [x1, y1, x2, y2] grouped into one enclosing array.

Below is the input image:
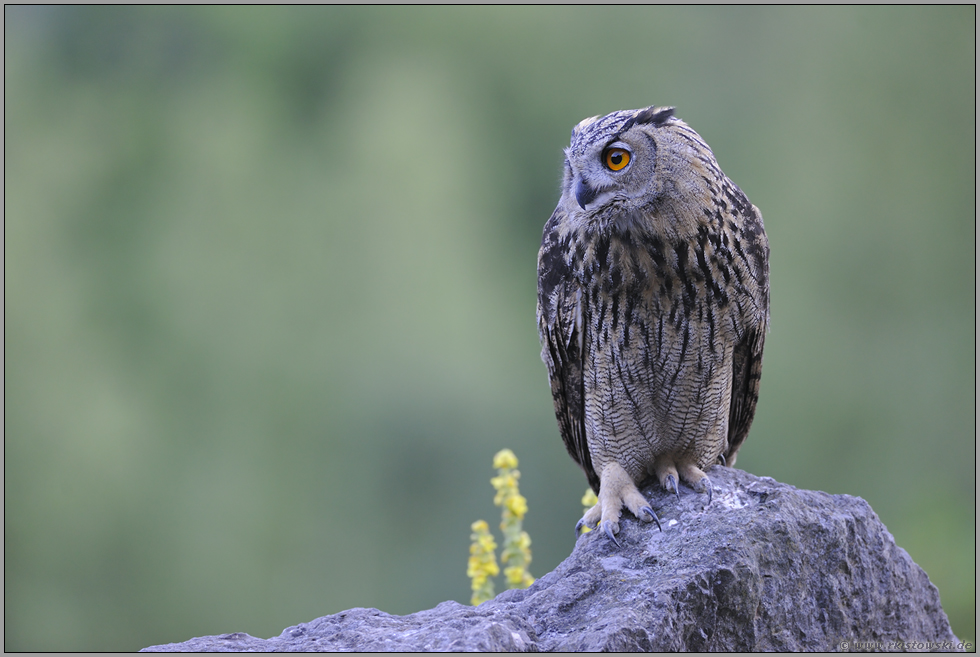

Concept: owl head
[[560, 106, 719, 234]]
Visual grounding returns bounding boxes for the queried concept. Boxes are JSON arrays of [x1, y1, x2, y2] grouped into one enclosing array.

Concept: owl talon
[[639, 505, 662, 531], [691, 474, 714, 507], [664, 474, 679, 498], [601, 520, 621, 547]]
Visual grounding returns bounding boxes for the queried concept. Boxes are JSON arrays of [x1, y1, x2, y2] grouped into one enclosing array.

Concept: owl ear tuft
[[615, 106, 675, 137], [634, 106, 675, 127]]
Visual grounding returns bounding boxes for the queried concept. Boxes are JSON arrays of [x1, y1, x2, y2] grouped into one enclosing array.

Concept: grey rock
[[143, 467, 963, 652]]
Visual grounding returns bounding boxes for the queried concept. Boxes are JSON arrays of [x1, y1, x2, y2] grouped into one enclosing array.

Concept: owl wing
[[537, 210, 600, 493], [724, 325, 766, 465], [724, 202, 770, 465]]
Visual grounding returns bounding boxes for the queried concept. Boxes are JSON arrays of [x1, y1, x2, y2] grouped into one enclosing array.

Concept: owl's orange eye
[[604, 148, 631, 171]]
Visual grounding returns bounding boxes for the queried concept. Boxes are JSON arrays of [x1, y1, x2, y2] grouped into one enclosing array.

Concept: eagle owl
[[536, 106, 769, 543]]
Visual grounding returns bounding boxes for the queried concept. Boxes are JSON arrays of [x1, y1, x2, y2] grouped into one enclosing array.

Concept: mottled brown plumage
[[537, 106, 769, 542]]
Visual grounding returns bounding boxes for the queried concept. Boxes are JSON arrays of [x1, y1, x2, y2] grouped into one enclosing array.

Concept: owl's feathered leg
[[577, 462, 660, 543]]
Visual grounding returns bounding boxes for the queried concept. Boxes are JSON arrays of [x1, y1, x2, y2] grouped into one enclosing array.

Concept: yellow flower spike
[[505, 494, 528, 519], [492, 451, 534, 591], [579, 488, 598, 534], [493, 449, 518, 470], [469, 449, 535, 604], [467, 519, 498, 605], [582, 488, 598, 508], [503, 566, 525, 586]]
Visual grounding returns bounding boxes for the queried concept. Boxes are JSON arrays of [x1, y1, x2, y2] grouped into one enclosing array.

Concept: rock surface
[[143, 467, 962, 652]]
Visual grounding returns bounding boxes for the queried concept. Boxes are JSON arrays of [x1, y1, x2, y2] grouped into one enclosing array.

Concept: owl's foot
[[678, 462, 714, 507], [577, 462, 661, 543], [654, 456, 680, 496], [654, 458, 714, 506]]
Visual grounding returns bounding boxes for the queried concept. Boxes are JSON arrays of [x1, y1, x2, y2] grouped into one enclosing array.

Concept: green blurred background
[[4, 6, 975, 651]]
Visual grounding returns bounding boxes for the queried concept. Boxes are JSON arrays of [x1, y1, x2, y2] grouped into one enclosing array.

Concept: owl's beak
[[574, 177, 598, 210]]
